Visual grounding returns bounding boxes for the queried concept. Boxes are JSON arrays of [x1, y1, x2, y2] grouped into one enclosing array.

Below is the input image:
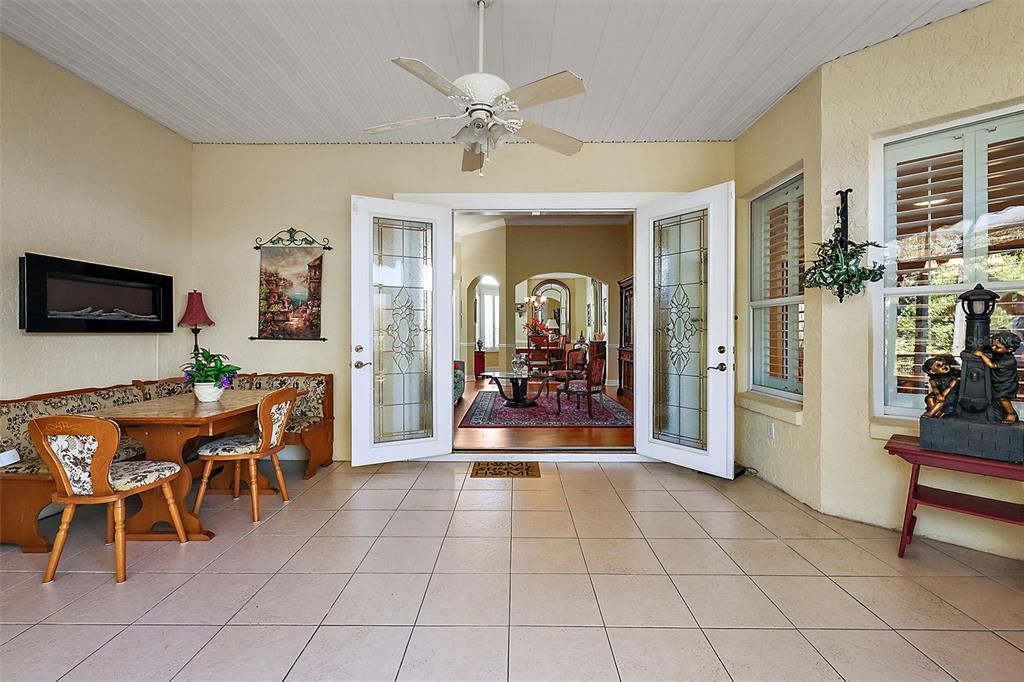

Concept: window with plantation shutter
[[880, 110, 1024, 416], [751, 175, 804, 398]]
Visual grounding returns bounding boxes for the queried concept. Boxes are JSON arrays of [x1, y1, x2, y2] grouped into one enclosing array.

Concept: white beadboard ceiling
[[0, 0, 985, 143]]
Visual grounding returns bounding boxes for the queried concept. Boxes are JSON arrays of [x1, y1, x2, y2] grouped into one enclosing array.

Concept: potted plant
[[523, 317, 547, 336], [182, 347, 241, 402]]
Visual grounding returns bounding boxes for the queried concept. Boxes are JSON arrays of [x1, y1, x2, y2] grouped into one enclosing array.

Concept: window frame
[[749, 172, 805, 401], [871, 105, 1024, 418], [476, 282, 500, 352]]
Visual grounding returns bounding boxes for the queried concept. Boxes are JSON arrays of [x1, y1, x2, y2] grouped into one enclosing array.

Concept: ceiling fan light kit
[[364, 0, 586, 176]]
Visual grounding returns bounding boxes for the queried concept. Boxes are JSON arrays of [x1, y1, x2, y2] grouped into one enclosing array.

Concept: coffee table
[[485, 371, 551, 408]]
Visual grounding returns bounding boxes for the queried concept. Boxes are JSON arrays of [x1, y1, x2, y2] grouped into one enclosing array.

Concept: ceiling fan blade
[[515, 120, 584, 156], [503, 70, 585, 110], [392, 58, 469, 99], [462, 148, 485, 172], [365, 113, 466, 134]]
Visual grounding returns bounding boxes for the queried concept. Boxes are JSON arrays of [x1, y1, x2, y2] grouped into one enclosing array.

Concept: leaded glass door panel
[[634, 183, 736, 478], [351, 197, 453, 465]]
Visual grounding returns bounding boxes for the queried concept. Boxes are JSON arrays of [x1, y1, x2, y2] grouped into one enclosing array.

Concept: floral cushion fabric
[[47, 434, 99, 495], [91, 386, 145, 410], [198, 434, 260, 456], [0, 456, 45, 476], [140, 379, 189, 401], [285, 413, 321, 433], [108, 460, 179, 491], [269, 400, 291, 446], [567, 380, 591, 392]]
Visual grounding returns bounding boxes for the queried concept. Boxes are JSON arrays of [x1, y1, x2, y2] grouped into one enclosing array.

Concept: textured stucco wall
[[0, 36, 193, 398]]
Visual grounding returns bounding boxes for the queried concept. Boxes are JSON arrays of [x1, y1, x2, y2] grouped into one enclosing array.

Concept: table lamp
[[178, 290, 215, 355]]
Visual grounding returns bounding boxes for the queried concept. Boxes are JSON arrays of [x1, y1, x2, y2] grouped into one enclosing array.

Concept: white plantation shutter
[[750, 175, 804, 397], [881, 111, 1024, 415]]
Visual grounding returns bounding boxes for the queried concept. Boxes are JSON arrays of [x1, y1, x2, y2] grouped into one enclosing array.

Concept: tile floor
[[1, 460, 1023, 681]]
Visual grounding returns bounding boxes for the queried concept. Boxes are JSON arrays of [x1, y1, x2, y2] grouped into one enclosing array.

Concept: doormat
[[460, 392, 633, 428], [471, 461, 542, 478]]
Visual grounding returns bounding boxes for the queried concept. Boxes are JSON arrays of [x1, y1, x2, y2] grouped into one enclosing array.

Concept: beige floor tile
[[0, 624, 122, 682], [0, 572, 33, 594], [690, 511, 774, 538], [707, 628, 840, 681], [461, 476, 513, 490], [0, 572, 110, 623], [833, 576, 983, 629], [311, 473, 371, 489], [418, 573, 509, 625], [718, 539, 821, 575], [398, 626, 507, 681], [650, 538, 742, 574], [901, 630, 1024, 681], [605, 471, 664, 491], [510, 574, 603, 625], [286, 488, 354, 510], [592, 574, 696, 627], [559, 473, 614, 491], [512, 538, 587, 573], [279, 536, 374, 573], [749, 511, 841, 539], [0, 624, 29, 646], [49, 540, 165, 573], [672, 575, 790, 628], [511, 490, 569, 511], [324, 573, 429, 625], [423, 461, 470, 473], [997, 574, 1024, 594], [231, 572, 351, 624], [177, 625, 316, 681], [572, 510, 642, 538], [670, 491, 741, 511], [358, 536, 443, 573], [631, 511, 709, 538], [411, 472, 467, 489], [124, 532, 240, 573], [447, 510, 512, 537], [924, 540, 1024, 577], [558, 462, 605, 473], [809, 513, 897, 539], [717, 483, 799, 512], [377, 461, 427, 473], [785, 538, 901, 576], [316, 510, 393, 536], [435, 537, 510, 573], [853, 537, 979, 576], [62, 624, 218, 682], [251, 509, 334, 535], [341, 489, 407, 510], [752, 576, 886, 628], [512, 473, 562, 490], [381, 510, 452, 536], [998, 630, 1024, 650], [653, 473, 717, 492], [139, 572, 271, 624], [509, 626, 618, 682], [608, 627, 730, 682], [802, 629, 952, 681], [362, 472, 420, 489], [615, 490, 681, 512], [512, 510, 576, 537], [398, 489, 461, 510], [915, 576, 1024, 629], [581, 538, 664, 574], [457, 489, 513, 510], [565, 489, 626, 511], [44, 573, 191, 624], [203, 535, 307, 573], [286, 625, 409, 681]]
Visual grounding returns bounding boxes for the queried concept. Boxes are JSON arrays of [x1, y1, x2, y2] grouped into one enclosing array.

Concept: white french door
[[350, 196, 453, 465], [634, 182, 736, 478]]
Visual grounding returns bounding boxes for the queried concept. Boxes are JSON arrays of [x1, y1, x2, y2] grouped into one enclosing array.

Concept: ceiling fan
[[364, 0, 586, 175]]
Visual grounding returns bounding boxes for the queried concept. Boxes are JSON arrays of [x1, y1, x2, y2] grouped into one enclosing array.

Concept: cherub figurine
[[922, 355, 960, 418], [972, 331, 1022, 424]]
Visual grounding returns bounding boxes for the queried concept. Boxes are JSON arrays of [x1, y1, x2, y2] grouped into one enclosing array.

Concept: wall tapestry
[[252, 228, 330, 341]]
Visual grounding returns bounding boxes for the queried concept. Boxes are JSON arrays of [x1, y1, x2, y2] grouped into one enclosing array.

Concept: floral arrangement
[[523, 317, 547, 335], [181, 348, 241, 388]]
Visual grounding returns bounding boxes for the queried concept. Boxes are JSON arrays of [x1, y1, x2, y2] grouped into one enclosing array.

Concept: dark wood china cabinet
[[617, 275, 634, 397]]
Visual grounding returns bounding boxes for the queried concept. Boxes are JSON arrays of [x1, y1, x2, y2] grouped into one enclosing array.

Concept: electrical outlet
[[767, 422, 776, 440]]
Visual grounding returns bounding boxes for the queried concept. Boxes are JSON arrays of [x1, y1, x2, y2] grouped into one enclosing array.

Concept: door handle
[[708, 362, 727, 372], [353, 361, 372, 369]]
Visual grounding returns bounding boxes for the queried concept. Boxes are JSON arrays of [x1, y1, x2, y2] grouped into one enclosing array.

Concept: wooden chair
[[548, 348, 587, 395], [556, 357, 607, 418], [193, 388, 296, 523], [28, 415, 187, 583]]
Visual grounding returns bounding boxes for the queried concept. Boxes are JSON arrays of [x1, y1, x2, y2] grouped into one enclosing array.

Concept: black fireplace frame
[[19, 253, 174, 333]]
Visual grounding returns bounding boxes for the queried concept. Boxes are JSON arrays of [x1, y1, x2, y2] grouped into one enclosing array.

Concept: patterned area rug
[[471, 462, 541, 478], [460, 391, 633, 428]]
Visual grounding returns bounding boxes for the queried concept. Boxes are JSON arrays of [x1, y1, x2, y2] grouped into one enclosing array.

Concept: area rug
[[471, 461, 541, 478], [460, 391, 633, 428]]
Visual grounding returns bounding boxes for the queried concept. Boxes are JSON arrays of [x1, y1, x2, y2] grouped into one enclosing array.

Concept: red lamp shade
[[178, 290, 215, 328]]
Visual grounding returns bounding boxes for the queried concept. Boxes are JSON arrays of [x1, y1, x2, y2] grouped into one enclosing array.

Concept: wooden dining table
[[89, 390, 273, 542]]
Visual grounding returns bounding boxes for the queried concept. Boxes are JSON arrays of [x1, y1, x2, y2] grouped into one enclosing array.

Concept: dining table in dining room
[[88, 390, 273, 542]]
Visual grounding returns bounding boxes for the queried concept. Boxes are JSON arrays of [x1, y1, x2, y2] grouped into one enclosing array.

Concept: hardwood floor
[[453, 379, 634, 451]]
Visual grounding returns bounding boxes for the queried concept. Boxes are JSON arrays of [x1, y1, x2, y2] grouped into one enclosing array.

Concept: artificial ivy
[[801, 236, 884, 302]]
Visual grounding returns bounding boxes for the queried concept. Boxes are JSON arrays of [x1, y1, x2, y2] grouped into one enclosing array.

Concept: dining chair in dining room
[[556, 357, 607, 418], [28, 415, 187, 583], [192, 387, 295, 523]]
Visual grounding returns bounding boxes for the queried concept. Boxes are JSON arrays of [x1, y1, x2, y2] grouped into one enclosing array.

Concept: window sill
[[869, 415, 919, 441], [736, 391, 803, 426]]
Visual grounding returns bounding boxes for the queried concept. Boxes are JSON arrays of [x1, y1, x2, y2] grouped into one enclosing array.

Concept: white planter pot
[[193, 382, 225, 402]]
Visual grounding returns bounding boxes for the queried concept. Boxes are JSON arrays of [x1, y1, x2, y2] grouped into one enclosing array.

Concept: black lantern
[[959, 283, 999, 352]]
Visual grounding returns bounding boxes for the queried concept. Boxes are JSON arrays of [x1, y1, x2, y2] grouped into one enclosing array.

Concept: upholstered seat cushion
[[567, 380, 589, 391], [198, 434, 260, 456], [108, 460, 180, 491], [285, 414, 321, 433]]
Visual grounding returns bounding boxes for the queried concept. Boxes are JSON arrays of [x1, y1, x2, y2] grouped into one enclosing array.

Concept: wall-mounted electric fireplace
[[19, 253, 174, 333]]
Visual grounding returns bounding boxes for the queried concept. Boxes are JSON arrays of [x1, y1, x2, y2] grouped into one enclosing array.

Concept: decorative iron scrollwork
[[253, 227, 332, 250]]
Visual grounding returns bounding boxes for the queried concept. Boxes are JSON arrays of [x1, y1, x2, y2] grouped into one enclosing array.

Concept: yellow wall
[[0, 36, 193, 398]]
